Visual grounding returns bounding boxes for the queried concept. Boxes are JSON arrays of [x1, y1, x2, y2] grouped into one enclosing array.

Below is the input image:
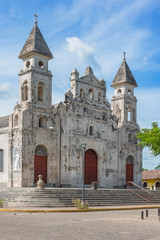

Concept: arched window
[[98, 93, 102, 102], [39, 117, 46, 128], [89, 126, 94, 136], [155, 181, 160, 190], [128, 89, 131, 95], [0, 149, 3, 172], [80, 88, 84, 98], [129, 133, 132, 142], [38, 82, 44, 101], [127, 107, 131, 121], [143, 182, 148, 189], [117, 89, 121, 95], [88, 89, 94, 101], [14, 115, 18, 127], [22, 81, 28, 101], [35, 145, 47, 156]]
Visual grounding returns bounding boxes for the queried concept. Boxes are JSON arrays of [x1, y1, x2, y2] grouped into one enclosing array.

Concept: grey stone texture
[[0, 21, 142, 188]]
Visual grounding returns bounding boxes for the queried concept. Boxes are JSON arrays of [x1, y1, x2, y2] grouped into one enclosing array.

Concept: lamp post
[[81, 143, 87, 204]]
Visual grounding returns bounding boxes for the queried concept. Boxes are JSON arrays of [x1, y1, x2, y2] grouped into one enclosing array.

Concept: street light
[[81, 143, 87, 204]]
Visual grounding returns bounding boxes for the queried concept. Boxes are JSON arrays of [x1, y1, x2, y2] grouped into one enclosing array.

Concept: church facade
[[0, 20, 142, 188]]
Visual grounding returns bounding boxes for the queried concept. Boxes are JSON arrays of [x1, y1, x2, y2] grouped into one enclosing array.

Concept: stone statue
[[13, 147, 19, 172]]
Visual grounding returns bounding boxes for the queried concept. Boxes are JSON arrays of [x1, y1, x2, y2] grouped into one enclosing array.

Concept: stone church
[[0, 19, 142, 188]]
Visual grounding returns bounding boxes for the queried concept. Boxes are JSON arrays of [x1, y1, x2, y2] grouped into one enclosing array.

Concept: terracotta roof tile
[[142, 169, 160, 180]]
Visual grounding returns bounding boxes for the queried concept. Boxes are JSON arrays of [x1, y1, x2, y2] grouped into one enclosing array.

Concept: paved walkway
[[0, 208, 160, 240]]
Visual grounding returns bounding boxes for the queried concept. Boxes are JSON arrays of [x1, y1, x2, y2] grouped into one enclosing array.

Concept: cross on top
[[123, 51, 126, 60], [34, 14, 38, 24]]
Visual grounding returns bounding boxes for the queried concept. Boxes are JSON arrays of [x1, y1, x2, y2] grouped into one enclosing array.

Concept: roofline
[[111, 81, 138, 88], [19, 51, 53, 60]]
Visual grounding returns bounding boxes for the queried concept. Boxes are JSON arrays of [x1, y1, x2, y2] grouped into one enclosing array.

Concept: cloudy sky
[[0, 0, 160, 169]]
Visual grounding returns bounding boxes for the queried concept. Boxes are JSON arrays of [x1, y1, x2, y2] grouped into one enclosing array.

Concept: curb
[[1, 205, 160, 213]]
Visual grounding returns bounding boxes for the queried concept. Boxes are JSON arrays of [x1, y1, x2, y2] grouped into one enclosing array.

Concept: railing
[[126, 181, 152, 203]]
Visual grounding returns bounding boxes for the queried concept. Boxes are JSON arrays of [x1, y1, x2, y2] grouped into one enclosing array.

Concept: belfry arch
[[34, 145, 48, 183]]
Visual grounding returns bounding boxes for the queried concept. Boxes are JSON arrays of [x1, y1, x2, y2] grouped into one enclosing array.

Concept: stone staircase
[[1, 187, 160, 208], [0, 188, 151, 207]]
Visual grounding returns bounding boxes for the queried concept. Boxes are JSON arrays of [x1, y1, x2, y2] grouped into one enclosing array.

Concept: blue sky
[[0, 0, 160, 169]]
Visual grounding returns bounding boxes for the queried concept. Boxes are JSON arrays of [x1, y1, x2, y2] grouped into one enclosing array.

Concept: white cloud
[[66, 37, 100, 71], [0, 82, 10, 91]]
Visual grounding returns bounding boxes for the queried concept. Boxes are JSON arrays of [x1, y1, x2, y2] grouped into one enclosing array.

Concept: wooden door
[[34, 155, 47, 183], [85, 149, 97, 184], [126, 163, 133, 183]]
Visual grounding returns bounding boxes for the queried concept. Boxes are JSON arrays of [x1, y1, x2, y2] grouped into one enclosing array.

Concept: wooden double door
[[34, 155, 47, 183], [126, 163, 133, 183], [85, 149, 97, 184]]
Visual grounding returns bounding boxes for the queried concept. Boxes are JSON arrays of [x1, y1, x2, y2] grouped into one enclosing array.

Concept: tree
[[136, 122, 160, 157], [155, 163, 160, 170], [142, 168, 148, 171]]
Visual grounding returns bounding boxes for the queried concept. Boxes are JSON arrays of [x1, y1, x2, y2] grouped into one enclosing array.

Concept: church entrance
[[34, 145, 47, 183], [126, 155, 134, 183], [85, 149, 97, 184]]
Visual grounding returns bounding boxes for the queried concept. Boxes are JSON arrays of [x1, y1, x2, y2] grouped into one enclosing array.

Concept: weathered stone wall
[[0, 127, 9, 187]]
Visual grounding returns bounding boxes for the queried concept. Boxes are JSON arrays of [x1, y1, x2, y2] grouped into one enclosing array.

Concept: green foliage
[[155, 163, 160, 169], [0, 198, 4, 208], [142, 168, 148, 171], [136, 122, 160, 157], [72, 199, 89, 209]]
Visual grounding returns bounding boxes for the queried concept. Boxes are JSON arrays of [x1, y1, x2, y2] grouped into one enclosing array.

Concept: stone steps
[[1, 188, 160, 208]]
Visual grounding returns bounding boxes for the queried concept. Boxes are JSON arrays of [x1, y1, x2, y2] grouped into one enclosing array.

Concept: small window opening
[[117, 89, 121, 95], [89, 89, 93, 101], [0, 149, 3, 172], [22, 81, 28, 101], [89, 126, 94, 136], [39, 61, 44, 68], [26, 61, 30, 68], [14, 115, 18, 127], [80, 88, 84, 98], [128, 108, 131, 121], [128, 89, 131, 95], [129, 133, 132, 142], [98, 93, 102, 102], [39, 117, 45, 128], [38, 82, 44, 101]]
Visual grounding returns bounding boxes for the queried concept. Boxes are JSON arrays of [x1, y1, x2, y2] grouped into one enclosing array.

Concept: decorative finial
[[34, 14, 38, 24], [123, 51, 126, 60]]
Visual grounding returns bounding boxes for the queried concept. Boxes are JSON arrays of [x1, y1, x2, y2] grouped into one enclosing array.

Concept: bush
[[0, 198, 4, 208], [72, 199, 89, 209]]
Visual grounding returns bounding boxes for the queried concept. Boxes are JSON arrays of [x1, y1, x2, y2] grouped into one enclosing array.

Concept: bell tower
[[18, 15, 53, 109], [111, 53, 138, 126]]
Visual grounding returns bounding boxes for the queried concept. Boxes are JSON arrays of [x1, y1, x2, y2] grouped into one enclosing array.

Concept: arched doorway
[[155, 181, 160, 190], [126, 155, 134, 183], [85, 149, 97, 184], [34, 145, 47, 183]]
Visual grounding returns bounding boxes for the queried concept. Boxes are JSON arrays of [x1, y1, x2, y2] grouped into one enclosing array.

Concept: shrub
[[0, 198, 4, 208], [72, 199, 89, 209]]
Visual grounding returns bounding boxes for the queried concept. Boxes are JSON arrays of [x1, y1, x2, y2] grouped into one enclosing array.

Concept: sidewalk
[[1, 204, 160, 213]]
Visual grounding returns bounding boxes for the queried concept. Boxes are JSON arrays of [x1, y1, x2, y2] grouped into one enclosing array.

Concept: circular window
[[39, 61, 44, 68], [26, 61, 30, 68]]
